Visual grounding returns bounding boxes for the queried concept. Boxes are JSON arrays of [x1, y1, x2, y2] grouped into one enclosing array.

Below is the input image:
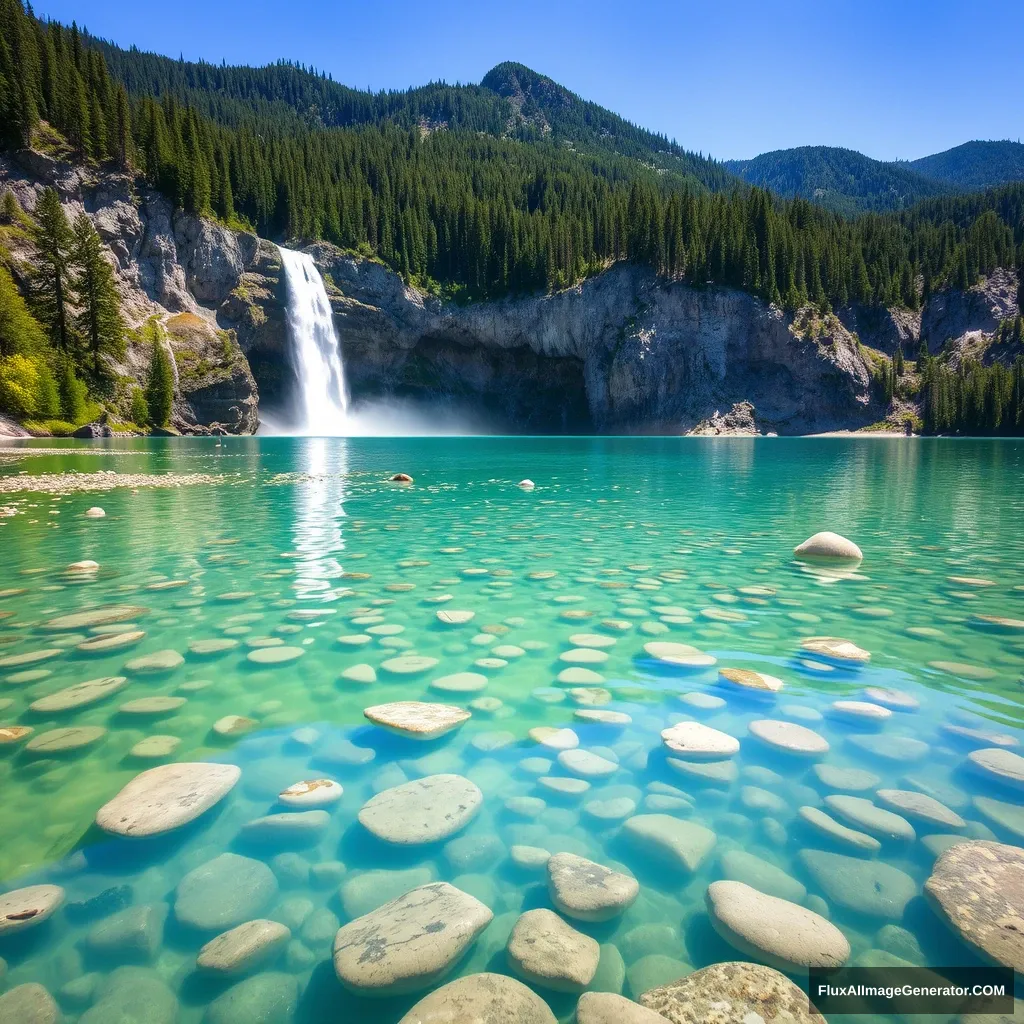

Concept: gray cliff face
[[0, 151, 267, 434], [307, 244, 875, 434]]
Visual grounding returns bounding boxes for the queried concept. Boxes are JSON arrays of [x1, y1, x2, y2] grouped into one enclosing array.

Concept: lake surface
[[0, 436, 1022, 1022]]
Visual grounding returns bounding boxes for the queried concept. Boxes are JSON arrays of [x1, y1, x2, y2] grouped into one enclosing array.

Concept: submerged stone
[[547, 853, 639, 922], [333, 883, 492, 996], [398, 972, 556, 1024], [507, 908, 600, 993], [358, 774, 482, 844]]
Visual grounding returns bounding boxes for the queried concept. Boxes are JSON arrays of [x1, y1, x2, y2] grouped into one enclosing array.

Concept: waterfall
[[279, 246, 349, 435]]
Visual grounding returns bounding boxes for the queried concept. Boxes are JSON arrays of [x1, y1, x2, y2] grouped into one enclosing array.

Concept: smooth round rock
[[622, 814, 716, 874], [643, 642, 716, 668], [547, 853, 639, 922], [968, 747, 1024, 791], [719, 850, 806, 903], [25, 725, 105, 753], [824, 795, 916, 841], [29, 676, 128, 713], [864, 686, 919, 711], [120, 696, 187, 715], [749, 719, 828, 756], [558, 667, 606, 685], [680, 692, 726, 711], [246, 646, 304, 665], [640, 961, 825, 1024], [849, 733, 929, 763], [85, 507, 106, 517], [77, 631, 145, 654], [799, 636, 870, 664], [0, 725, 33, 745], [437, 610, 475, 625], [44, 605, 144, 630], [96, 762, 241, 837], [175, 853, 277, 932], [507, 908, 600, 993], [364, 701, 471, 740], [575, 709, 632, 726], [718, 668, 783, 695], [124, 649, 183, 673], [381, 655, 440, 676], [558, 748, 618, 778], [0, 885, 64, 935], [430, 672, 488, 694], [661, 722, 739, 759], [204, 972, 297, 1024], [279, 779, 343, 808], [925, 841, 1024, 973], [0, 984, 59, 1024], [798, 806, 881, 853], [799, 850, 916, 919], [189, 638, 239, 656], [794, 532, 863, 562], [333, 882, 492, 996], [812, 763, 880, 792], [529, 726, 579, 750], [829, 700, 892, 723], [197, 919, 291, 975], [876, 789, 965, 829], [130, 735, 181, 759], [358, 774, 482, 845], [398, 972, 556, 1024], [706, 881, 850, 971]]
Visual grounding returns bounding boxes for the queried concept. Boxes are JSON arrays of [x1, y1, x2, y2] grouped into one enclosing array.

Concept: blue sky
[[34, 0, 1024, 162]]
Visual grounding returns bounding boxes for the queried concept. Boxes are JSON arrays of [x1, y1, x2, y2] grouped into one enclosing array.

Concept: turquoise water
[[0, 436, 1022, 1022]]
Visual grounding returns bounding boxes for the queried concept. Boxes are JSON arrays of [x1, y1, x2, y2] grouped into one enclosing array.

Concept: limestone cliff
[[1, 150, 265, 434]]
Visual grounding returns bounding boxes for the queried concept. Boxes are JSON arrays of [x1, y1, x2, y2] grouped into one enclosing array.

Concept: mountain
[[724, 146, 947, 214], [726, 142, 1024, 215], [908, 141, 1024, 191]]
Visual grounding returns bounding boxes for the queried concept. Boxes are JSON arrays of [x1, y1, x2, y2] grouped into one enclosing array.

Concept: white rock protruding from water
[[794, 532, 863, 562]]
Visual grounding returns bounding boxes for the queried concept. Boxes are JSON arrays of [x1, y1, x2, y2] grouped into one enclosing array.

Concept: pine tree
[[72, 212, 124, 378], [55, 351, 87, 422], [129, 385, 148, 426], [145, 329, 174, 427], [894, 346, 905, 377], [32, 187, 74, 354], [0, 188, 19, 224]]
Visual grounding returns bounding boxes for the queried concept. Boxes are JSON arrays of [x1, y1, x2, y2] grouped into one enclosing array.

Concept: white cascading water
[[279, 246, 349, 435]]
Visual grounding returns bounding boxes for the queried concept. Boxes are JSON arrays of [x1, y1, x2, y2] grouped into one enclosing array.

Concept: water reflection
[[291, 437, 348, 601]]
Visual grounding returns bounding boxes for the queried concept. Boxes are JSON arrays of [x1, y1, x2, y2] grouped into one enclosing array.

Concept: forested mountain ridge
[[908, 141, 1024, 192], [727, 142, 1024, 215]]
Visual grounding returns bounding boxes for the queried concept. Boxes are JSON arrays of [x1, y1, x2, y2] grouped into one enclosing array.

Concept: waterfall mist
[[265, 246, 492, 436]]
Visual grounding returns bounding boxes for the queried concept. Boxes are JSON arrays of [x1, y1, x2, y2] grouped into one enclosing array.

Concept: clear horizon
[[30, 0, 1024, 163]]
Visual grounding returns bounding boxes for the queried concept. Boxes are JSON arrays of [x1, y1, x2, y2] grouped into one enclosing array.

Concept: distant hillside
[[908, 141, 1024, 191], [480, 62, 735, 191], [724, 146, 946, 214]]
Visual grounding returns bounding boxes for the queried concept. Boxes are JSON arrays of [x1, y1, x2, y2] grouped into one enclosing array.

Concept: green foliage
[[32, 186, 74, 352], [0, 264, 46, 357], [726, 146, 947, 215], [129, 384, 148, 426], [921, 353, 1024, 434], [72, 212, 125, 377], [55, 352, 87, 421], [1, 188, 20, 224], [145, 326, 174, 427], [909, 142, 1024, 192]]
